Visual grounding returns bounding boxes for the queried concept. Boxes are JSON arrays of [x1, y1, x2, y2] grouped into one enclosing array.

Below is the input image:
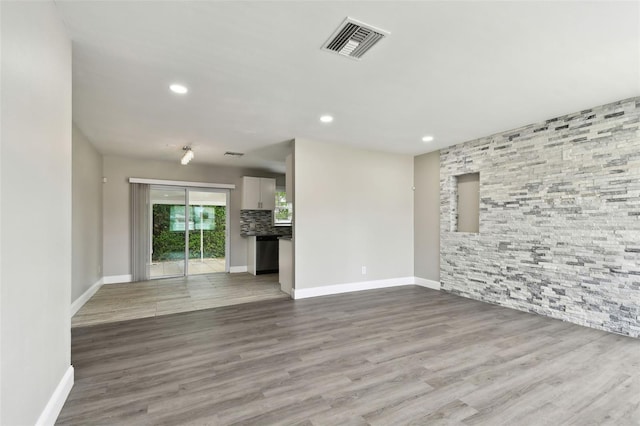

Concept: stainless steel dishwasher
[[255, 235, 279, 274]]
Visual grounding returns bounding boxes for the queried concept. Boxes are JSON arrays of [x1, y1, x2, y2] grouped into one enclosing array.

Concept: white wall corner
[[70, 278, 103, 317], [35, 365, 74, 426], [414, 276, 441, 290], [102, 274, 132, 284], [229, 266, 248, 273], [280, 283, 291, 296], [292, 276, 415, 299]]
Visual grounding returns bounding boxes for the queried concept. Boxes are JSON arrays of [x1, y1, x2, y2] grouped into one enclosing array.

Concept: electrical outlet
[[361, 266, 367, 275]]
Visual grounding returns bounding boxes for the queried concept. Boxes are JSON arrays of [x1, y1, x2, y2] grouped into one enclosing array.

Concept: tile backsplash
[[240, 210, 292, 237]]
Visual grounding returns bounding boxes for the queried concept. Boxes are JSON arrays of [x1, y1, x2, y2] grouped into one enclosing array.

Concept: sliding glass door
[[149, 186, 229, 279], [187, 190, 227, 275], [150, 187, 187, 278]]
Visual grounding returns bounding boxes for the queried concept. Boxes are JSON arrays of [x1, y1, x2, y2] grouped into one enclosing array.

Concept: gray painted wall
[[294, 138, 414, 289], [102, 155, 283, 278], [0, 2, 72, 423], [414, 151, 440, 282], [72, 124, 103, 302], [441, 96, 640, 338]]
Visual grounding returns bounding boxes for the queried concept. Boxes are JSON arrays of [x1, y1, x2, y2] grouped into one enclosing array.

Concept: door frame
[[186, 187, 230, 275]]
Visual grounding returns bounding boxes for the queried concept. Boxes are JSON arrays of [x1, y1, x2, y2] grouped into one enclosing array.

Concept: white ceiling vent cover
[[322, 17, 389, 60]]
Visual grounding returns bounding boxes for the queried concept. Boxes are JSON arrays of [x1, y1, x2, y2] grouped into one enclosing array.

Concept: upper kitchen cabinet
[[242, 176, 276, 210]]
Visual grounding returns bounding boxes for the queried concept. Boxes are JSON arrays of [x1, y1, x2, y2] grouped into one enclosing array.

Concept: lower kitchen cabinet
[[279, 238, 293, 296]]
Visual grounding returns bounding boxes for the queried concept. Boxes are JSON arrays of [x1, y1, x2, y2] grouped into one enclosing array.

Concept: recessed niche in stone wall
[[455, 173, 480, 233]]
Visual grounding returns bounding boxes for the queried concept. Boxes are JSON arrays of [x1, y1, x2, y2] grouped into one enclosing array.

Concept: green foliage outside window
[[152, 204, 226, 261], [274, 191, 292, 225]]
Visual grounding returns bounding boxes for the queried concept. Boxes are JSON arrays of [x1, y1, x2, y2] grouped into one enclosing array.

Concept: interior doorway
[[149, 186, 229, 279]]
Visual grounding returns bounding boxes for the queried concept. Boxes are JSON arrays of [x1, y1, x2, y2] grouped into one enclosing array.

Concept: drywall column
[[414, 151, 440, 283], [440, 96, 640, 338], [72, 124, 103, 306], [294, 138, 414, 290], [1, 2, 73, 424]]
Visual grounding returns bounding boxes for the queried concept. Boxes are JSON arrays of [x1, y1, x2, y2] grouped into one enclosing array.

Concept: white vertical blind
[[131, 183, 150, 282]]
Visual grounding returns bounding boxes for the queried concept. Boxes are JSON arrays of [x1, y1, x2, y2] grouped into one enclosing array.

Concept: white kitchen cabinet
[[279, 238, 293, 296], [242, 176, 276, 210], [247, 236, 256, 275], [242, 177, 261, 209]]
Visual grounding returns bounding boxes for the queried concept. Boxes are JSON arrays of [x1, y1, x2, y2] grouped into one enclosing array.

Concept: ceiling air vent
[[322, 17, 389, 60], [224, 151, 244, 157]]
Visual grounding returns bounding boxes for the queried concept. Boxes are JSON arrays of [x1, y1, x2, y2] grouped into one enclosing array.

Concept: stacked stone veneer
[[440, 96, 640, 338]]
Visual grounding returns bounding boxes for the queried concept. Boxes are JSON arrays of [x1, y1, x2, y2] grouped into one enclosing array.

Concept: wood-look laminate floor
[[59, 286, 640, 425], [72, 273, 288, 327]]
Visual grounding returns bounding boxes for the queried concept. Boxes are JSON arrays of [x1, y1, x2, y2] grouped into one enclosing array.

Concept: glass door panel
[[187, 190, 227, 275], [150, 187, 187, 278]]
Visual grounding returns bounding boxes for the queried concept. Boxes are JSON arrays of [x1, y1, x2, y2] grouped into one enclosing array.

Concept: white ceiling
[[56, 1, 640, 172]]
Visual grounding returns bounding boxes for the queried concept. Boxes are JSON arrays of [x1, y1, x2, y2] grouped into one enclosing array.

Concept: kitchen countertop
[[241, 232, 292, 237]]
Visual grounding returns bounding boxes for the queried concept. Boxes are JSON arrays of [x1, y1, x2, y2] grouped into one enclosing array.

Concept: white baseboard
[[291, 276, 441, 300], [35, 365, 74, 426], [229, 266, 248, 273], [292, 276, 416, 299], [70, 278, 103, 316], [414, 277, 441, 290], [103, 274, 132, 284]]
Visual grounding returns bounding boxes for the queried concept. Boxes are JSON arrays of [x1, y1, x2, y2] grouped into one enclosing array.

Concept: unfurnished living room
[[1, 1, 640, 425]]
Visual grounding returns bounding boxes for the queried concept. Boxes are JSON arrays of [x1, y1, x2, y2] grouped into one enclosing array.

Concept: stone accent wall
[[240, 210, 292, 237], [440, 96, 640, 338]]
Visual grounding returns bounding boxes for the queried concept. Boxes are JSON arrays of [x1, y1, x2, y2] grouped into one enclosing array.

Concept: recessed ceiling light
[[320, 115, 334, 123], [422, 135, 434, 142], [169, 84, 188, 94]]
